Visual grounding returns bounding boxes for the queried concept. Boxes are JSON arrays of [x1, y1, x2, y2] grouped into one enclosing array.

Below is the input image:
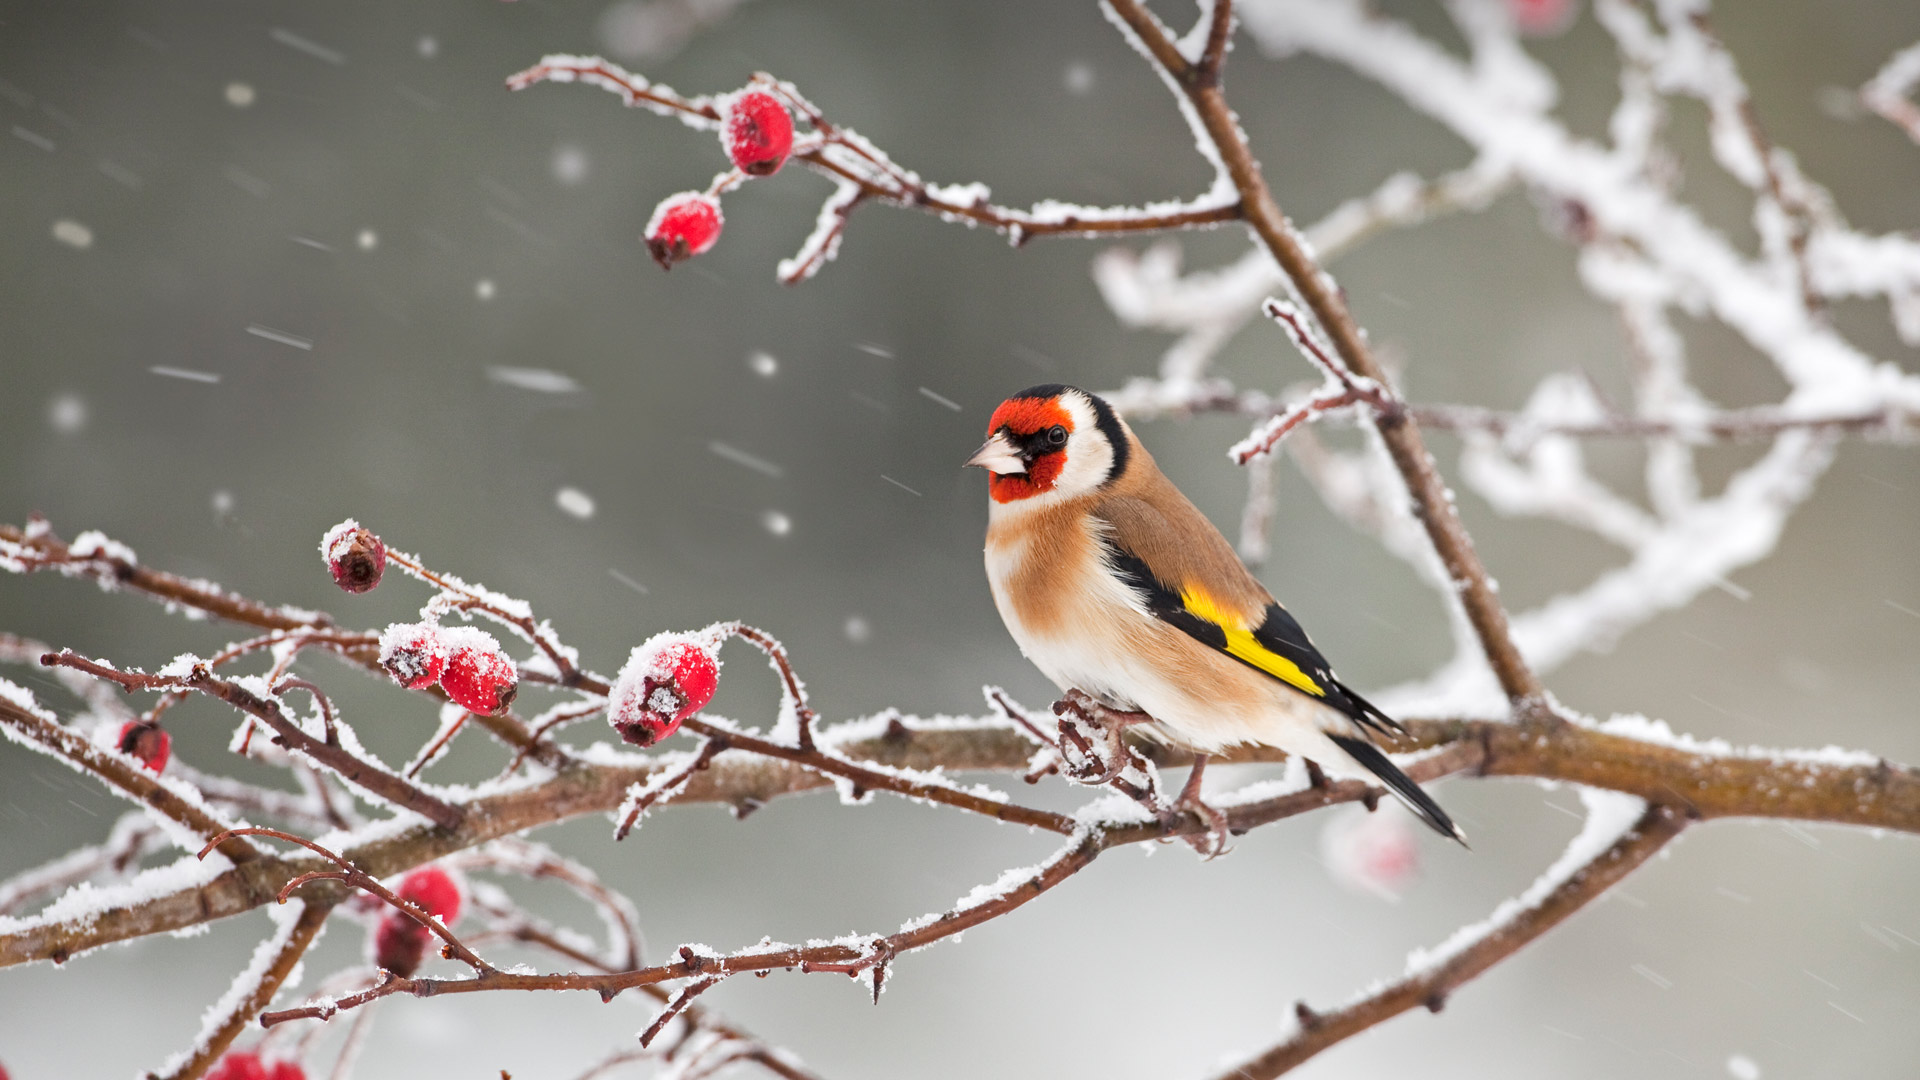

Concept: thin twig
[[43, 651, 464, 830], [146, 898, 334, 1080], [504, 55, 1245, 260], [199, 827, 496, 975]]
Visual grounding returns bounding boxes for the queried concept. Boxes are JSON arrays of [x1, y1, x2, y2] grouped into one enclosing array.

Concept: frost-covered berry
[[721, 90, 794, 177], [206, 1052, 306, 1080], [321, 519, 386, 593], [644, 192, 722, 270], [1509, 0, 1577, 35], [379, 622, 449, 690], [438, 628, 518, 715], [117, 719, 171, 773], [608, 633, 721, 747], [374, 865, 463, 977]]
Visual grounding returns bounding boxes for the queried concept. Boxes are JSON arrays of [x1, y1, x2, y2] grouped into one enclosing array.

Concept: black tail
[[1327, 734, 1467, 846]]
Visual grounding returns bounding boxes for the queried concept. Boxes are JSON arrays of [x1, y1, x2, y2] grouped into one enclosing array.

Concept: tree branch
[[1220, 800, 1688, 1079], [9, 710, 1916, 972], [1103, 0, 1544, 706]]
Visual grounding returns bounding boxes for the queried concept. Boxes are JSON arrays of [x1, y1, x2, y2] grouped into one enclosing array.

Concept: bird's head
[[965, 384, 1131, 504]]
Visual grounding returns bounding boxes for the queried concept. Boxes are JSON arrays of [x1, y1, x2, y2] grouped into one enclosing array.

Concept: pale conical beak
[[964, 431, 1026, 475]]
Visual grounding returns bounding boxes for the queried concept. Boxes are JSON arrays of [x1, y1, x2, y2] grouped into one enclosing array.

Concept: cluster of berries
[[378, 623, 519, 716], [320, 521, 521, 715], [643, 89, 794, 270], [371, 865, 464, 978], [607, 632, 721, 747]]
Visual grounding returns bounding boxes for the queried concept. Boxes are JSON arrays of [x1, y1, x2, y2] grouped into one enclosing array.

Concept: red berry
[[321, 519, 386, 593], [722, 90, 794, 177], [398, 865, 463, 923], [438, 628, 519, 715], [644, 192, 722, 270], [266, 1064, 307, 1080], [117, 719, 171, 773], [609, 634, 721, 747], [379, 623, 449, 690], [373, 865, 462, 976], [373, 915, 432, 977]]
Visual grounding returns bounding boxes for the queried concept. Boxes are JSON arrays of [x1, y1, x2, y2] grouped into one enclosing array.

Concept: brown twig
[[259, 830, 1104, 1026], [42, 651, 464, 830], [615, 735, 731, 840], [639, 976, 724, 1048], [147, 898, 334, 1080], [1118, 381, 1917, 447], [1231, 300, 1401, 462], [471, 893, 821, 1080], [726, 623, 820, 752], [200, 827, 495, 975], [1103, 0, 1544, 708], [0, 694, 263, 865], [405, 711, 469, 780], [1218, 802, 1689, 1079], [273, 678, 338, 746], [0, 520, 330, 632], [1194, 0, 1236, 87], [504, 55, 1245, 262], [9, 707, 1920, 973]]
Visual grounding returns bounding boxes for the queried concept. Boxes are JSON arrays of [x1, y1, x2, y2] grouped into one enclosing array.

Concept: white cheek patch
[[1049, 393, 1116, 498]]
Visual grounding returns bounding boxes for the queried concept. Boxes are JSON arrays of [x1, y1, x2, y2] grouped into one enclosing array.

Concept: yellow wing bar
[[1179, 587, 1326, 698]]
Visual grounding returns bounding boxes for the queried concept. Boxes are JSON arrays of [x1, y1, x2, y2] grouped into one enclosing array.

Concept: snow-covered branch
[[5, 2, 1918, 1076]]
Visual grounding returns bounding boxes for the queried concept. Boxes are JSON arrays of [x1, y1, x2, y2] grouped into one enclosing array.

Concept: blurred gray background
[[3, 0, 1918, 1077]]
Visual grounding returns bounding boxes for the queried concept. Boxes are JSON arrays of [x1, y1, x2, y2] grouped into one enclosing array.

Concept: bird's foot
[[1052, 690, 1153, 787], [1163, 753, 1233, 859]]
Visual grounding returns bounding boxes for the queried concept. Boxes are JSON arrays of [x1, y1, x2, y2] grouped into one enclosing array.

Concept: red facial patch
[[986, 395, 1073, 503]]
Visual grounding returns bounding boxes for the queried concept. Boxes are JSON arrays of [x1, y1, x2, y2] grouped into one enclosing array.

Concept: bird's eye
[[1045, 425, 1068, 447]]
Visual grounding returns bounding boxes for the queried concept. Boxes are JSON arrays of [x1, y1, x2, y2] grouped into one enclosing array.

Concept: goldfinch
[[967, 384, 1464, 843]]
